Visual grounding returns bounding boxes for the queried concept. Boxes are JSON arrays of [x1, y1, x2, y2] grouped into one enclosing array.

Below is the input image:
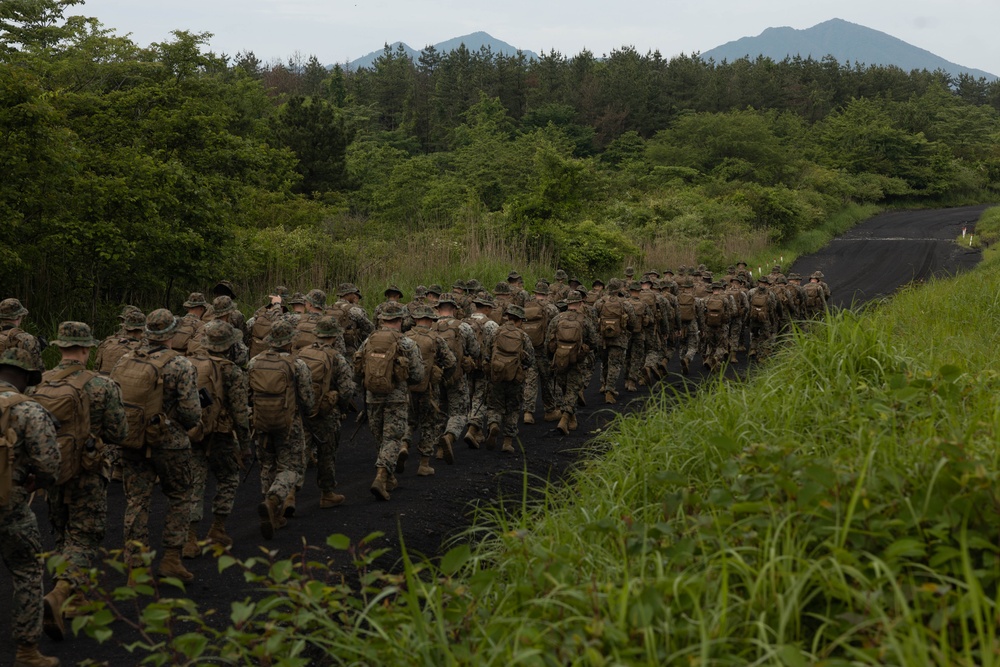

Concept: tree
[[271, 96, 350, 196]]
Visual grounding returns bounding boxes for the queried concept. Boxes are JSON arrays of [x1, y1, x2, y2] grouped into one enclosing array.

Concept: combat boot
[[643, 366, 656, 386], [604, 391, 616, 405], [522, 411, 535, 424], [370, 468, 391, 501], [543, 410, 561, 422], [396, 442, 409, 473], [319, 492, 345, 508], [557, 412, 570, 436], [680, 358, 690, 375], [258, 494, 282, 540], [434, 446, 444, 460], [439, 433, 456, 464], [568, 413, 578, 431], [501, 437, 515, 454], [625, 380, 638, 392], [485, 423, 501, 450], [417, 456, 435, 476], [159, 547, 194, 583], [387, 473, 399, 492], [282, 490, 297, 518], [577, 389, 586, 407], [729, 350, 738, 363], [464, 424, 481, 449], [13, 643, 59, 667], [206, 515, 233, 547], [182, 523, 200, 559], [42, 580, 72, 641]]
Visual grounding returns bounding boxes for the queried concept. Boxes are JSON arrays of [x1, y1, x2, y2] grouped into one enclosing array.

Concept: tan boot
[[13, 643, 59, 667], [387, 473, 399, 492], [604, 391, 616, 405], [543, 410, 561, 422], [370, 468, 390, 501], [206, 515, 233, 548], [182, 523, 200, 559], [42, 580, 72, 641], [435, 446, 444, 460], [681, 358, 690, 375], [282, 491, 297, 518], [625, 380, 638, 392], [464, 424, 481, 449], [395, 442, 409, 473], [568, 413, 578, 431], [159, 547, 194, 583], [522, 411, 535, 424], [501, 437, 515, 454], [319, 492, 345, 508], [557, 412, 570, 436], [485, 423, 501, 450], [577, 389, 586, 406], [439, 433, 455, 464], [417, 456, 435, 476], [258, 494, 281, 540]]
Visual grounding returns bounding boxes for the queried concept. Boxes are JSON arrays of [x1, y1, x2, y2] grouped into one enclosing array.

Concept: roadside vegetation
[[70, 207, 1000, 665]]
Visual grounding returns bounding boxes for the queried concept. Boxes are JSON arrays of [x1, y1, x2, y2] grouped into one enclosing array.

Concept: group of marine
[[0, 261, 830, 667]]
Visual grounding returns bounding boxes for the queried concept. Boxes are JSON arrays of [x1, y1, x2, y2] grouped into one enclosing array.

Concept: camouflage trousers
[[189, 432, 241, 522], [0, 502, 44, 644], [122, 447, 193, 562], [553, 360, 589, 415], [288, 415, 307, 491], [257, 423, 301, 504], [435, 375, 469, 440], [408, 389, 441, 458], [749, 320, 775, 357], [487, 380, 523, 438], [523, 348, 556, 414], [304, 412, 342, 493], [467, 372, 489, 431], [676, 325, 700, 363], [641, 326, 662, 371], [600, 345, 628, 395], [701, 325, 729, 366], [48, 469, 108, 590], [730, 315, 747, 353], [368, 399, 408, 471], [626, 331, 646, 383]]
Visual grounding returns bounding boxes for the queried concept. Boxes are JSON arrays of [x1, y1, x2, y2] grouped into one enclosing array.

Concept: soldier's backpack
[[96, 337, 139, 374], [295, 343, 335, 417], [628, 297, 646, 332], [32, 367, 94, 485], [405, 328, 438, 394], [187, 352, 228, 440], [463, 315, 489, 373], [804, 282, 824, 309], [490, 325, 527, 383], [677, 292, 697, 323], [598, 298, 628, 339], [521, 301, 548, 348], [249, 350, 297, 432], [638, 291, 658, 327], [435, 319, 466, 383], [169, 316, 202, 353], [249, 308, 281, 359], [550, 313, 585, 372], [490, 295, 512, 325], [362, 329, 402, 395], [111, 348, 180, 450], [750, 291, 770, 322], [0, 393, 31, 508], [292, 315, 321, 353], [705, 294, 729, 327], [0, 328, 28, 355], [327, 301, 359, 350]]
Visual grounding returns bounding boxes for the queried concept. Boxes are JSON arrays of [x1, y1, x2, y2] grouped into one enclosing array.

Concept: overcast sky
[[78, 0, 998, 74]]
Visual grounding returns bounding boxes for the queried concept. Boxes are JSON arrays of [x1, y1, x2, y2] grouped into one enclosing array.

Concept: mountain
[[344, 32, 539, 71], [700, 18, 996, 81]]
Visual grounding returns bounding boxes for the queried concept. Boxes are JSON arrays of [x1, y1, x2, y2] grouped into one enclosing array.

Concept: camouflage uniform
[[625, 283, 651, 389], [747, 276, 780, 357], [522, 287, 560, 419], [330, 283, 375, 359], [95, 310, 146, 374], [210, 295, 250, 365], [490, 282, 515, 325], [433, 294, 480, 445], [675, 278, 703, 374], [118, 311, 202, 568], [0, 298, 44, 371], [210, 280, 248, 341], [701, 285, 737, 370], [726, 277, 751, 359], [463, 299, 499, 445], [0, 350, 59, 654], [593, 284, 635, 399], [483, 307, 536, 449], [375, 285, 414, 332], [546, 293, 598, 425], [404, 308, 456, 463]]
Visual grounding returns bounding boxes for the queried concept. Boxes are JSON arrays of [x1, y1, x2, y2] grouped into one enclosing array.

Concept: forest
[[3, 0, 1000, 330]]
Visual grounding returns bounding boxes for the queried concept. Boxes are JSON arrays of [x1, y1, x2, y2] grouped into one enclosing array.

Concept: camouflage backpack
[[249, 308, 281, 359], [598, 297, 628, 339], [96, 337, 140, 374], [405, 328, 438, 394], [248, 350, 297, 432], [361, 329, 403, 395], [31, 367, 95, 484], [550, 312, 585, 372], [490, 324, 527, 383], [638, 291, 658, 327], [750, 291, 770, 322], [434, 319, 466, 383], [462, 315, 489, 373], [292, 315, 321, 353], [111, 348, 180, 450], [295, 343, 335, 417], [0, 393, 31, 508], [804, 282, 824, 309], [705, 295, 729, 327], [169, 316, 202, 353], [677, 292, 697, 323], [521, 301, 548, 348], [327, 301, 359, 349], [187, 352, 229, 441]]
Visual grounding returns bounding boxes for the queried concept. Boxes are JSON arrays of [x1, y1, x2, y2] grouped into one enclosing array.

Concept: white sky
[[78, 0, 999, 73]]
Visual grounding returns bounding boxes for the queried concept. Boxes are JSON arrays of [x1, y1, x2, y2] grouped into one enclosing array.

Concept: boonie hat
[[202, 320, 241, 352], [264, 320, 296, 348], [378, 303, 407, 321], [412, 305, 438, 320], [306, 288, 327, 309], [183, 292, 208, 309], [145, 308, 178, 342], [0, 298, 28, 321], [51, 321, 98, 348], [505, 305, 526, 320], [0, 348, 42, 385], [315, 316, 342, 338]]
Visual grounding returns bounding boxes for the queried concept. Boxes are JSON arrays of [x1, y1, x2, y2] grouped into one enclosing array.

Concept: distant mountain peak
[[701, 18, 996, 81], [344, 32, 539, 71]]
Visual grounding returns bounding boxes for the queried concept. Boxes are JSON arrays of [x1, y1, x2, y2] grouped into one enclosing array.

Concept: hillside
[[345, 31, 539, 70], [701, 18, 996, 81]]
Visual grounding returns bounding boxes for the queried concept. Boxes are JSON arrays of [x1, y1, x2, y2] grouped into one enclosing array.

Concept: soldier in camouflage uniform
[[432, 294, 480, 460], [406, 285, 427, 322], [0, 298, 44, 372], [330, 283, 375, 360], [209, 296, 250, 366], [450, 280, 471, 319], [638, 276, 670, 385], [376, 285, 414, 332], [248, 320, 314, 539], [38, 323, 127, 642], [403, 306, 455, 475], [116, 309, 202, 582], [354, 304, 424, 500], [183, 321, 251, 555], [0, 349, 61, 667], [546, 292, 598, 435], [95, 309, 145, 374], [549, 269, 571, 302], [593, 279, 634, 403], [624, 281, 650, 392], [521, 283, 560, 423], [656, 278, 682, 373], [747, 274, 780, 358], [491, 282, 514, 325], [726, 275, 750, 361], [170, 292, 209, 355], [463, 294, 499, 448], [483, 305, 535, 454], [675, 276, 703, 375], [302, 317, 356, 507], [506, 272, 532, 307], [210, 280, 247, 340], [701, 283, 736, 371]]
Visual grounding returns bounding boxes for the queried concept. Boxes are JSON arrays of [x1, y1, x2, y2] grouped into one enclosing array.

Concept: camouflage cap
[[118, 305, 142, 321], [772, 265, 782, 272], [0, 298, 28, 320], [554, 269, 568, 280], [788, 272, 802, 281], [681, 277, 695, 288], [412, 305, 438, 320], [0, 348, 42, 385], [646, 269, 660, 278], [378, 303, 407, 321], [212, 295, 236, 316], [473, 293, 495, 308], [640, 275, 654, 285], [811, 271, 825, 279], [533, 281, 549, 295], [145, 308, 178, 342], [466, 279, 482, 292], [624, 266, 635, 277], [628, 281, 642, 291], [736, 260, 748, 267], [452, 279, 466, 290], [264, 319, 296, 348], [183, 292, 208, 309], [505, 305, 526, 320], [607, 278, 623, 290], [702, 272, 713, 280], [711, 281, 725, 290], [493, 282, 511, 295], [202, 320, 241, 352], [212, 280, 237, 299], [757, 274, 772, 285], [122, 310, 147, 331], [426, 284, 444, 296], [591, 278, 605, 287], [287, 292, 307, 305], [315, 316, 342, 338], [384, 284, 403, 297], [414, 285, 427, 298], [663, 268, 674, 276], [436, 293, 458, 307], [776, 276, 789, 284], [565, 290, 584, 304], [507, 271, 522, 282], [51, 321, 98, 348], [697, 264, 708, 271], [272, 286, 289, 298], [568, 276, 581, 286], [337, 282, 361, 298], [306, 288, 327, 309]]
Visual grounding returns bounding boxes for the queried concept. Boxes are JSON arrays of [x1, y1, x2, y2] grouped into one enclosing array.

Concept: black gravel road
[[0, 204, 988, 666]]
